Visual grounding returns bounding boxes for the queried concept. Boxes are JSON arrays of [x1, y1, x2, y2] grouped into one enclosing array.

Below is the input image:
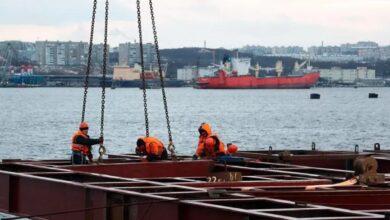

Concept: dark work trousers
[[71, 151, 88, 165]]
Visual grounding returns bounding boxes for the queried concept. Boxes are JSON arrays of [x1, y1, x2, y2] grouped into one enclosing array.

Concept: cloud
[[0, 0, 389, 48]]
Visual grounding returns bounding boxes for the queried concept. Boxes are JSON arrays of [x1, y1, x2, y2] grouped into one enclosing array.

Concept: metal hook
[[98, 144, 106, 162], [374, 143, 380, 151], [167, 141, 177, 161]]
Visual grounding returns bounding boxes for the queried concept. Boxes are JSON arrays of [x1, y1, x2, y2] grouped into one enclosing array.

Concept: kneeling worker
[[193, 122, 226, 160], [136, 136, 168, 162], [194, 136, 226, 160], [71, 122, 103, 164], [192, 122, 212, 159]]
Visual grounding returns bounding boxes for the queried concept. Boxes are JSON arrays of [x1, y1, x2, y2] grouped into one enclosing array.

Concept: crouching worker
[[192, 122, 212, 160], [136, 136, 168, 162], [193, 135, 226, 160], [71, 122, 103, 165], [193, 122, 225, 160]]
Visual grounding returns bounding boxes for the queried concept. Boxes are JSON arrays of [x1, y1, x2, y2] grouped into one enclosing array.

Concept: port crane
[[0, 43, 17, 84]]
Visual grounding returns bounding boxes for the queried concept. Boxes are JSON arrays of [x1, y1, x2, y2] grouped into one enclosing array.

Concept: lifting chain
[[98, 0, 109, 162], [136, 0, 150, 137], [81, 0, 97, 123], [148, 0, 176, 158]]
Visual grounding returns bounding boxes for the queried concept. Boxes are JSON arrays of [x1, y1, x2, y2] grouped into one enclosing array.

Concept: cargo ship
[[197, 57, 320, 89], [112, 64, 187, 88]]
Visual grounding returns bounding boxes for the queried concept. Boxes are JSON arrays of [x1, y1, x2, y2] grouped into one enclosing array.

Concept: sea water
[[0, 87, 389, 160]]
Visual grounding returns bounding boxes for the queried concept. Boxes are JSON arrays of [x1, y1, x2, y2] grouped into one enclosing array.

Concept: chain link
[[137, 0, 150, 137], [149, 0, 174, 145], [99, 0, 109, 162], [81, 0, 97, 123]]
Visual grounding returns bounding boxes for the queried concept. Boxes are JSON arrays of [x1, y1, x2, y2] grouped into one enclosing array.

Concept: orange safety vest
[[199, 134, 225, 159], [71, 130, 91, 156], [142, 136, 165, 157]]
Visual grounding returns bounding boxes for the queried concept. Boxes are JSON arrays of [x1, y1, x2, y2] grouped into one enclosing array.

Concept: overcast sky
[[0, 0, 389, 49]]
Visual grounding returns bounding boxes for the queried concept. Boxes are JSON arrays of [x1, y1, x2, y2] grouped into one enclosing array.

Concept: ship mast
[[275, 60, 283, 77]]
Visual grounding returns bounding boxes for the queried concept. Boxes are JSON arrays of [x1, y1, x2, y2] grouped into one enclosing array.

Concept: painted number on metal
[[207, 172, 242, 182]]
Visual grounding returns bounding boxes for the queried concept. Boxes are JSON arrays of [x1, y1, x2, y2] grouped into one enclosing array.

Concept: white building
[[177, 66, 219, 80], [118, 42, 156, 67], [311, 55, 363, 62], [34, 41, 104, 66], [320, 67, 375, 83], [57, 43, 66, 65], [199, 67, 219, 77], [177, 66, 197, 81]]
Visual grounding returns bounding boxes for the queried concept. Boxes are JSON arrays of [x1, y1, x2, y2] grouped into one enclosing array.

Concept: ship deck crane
[[294, 60, 308, 71], [249, 63, 261, 77]]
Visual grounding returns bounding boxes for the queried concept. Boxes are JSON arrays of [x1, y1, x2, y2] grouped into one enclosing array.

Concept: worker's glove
[[192, 154, 198, 160], [135, 147, 142, 155]]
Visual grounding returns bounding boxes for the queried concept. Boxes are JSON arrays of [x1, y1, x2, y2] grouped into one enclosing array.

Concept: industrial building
[[177, 66, 219, 81], [319, 67, 375, 83]]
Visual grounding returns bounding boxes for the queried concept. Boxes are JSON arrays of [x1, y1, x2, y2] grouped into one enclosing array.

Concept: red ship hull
[[197, 71, 320, 89]]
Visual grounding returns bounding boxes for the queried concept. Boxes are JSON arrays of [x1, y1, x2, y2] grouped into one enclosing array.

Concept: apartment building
[[34, 41, 109, 66], [118, 42, 157, 67]]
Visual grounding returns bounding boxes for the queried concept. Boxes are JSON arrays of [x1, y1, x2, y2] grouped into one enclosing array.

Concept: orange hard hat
[[205, 137, 216, 149], [79, 122, 89, 130], [227, 144, 238, 154]]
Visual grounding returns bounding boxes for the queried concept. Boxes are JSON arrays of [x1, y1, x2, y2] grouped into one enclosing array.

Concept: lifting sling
[[136, 0, 176, 159], [80, 0, 109, 162]]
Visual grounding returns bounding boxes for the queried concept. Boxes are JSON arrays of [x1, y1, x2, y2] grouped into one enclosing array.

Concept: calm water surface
[[0, 87, 389, 160]]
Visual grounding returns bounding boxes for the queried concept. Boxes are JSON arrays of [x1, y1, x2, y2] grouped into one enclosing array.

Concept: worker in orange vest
[[204, 135, 226, 159], [192, 122, 212, 160], [71, 122, 103, 164], [136, 136, 168, 162], [193, 123, 226, 160]]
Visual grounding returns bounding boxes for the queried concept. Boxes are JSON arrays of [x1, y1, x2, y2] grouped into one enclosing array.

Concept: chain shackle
[[167, 141, 175, 154], [137, 0, 150, 137], [167, 141, 177, 161], [81, 0, 98, 123], [98, 144, 107, 162], [148, 0, 174, 143]]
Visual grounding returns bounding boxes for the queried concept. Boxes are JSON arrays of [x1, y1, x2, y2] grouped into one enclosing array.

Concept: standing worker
[[71, 122, 103, 164], [136, 136, 168, 162], [193, 123, 226, 160]]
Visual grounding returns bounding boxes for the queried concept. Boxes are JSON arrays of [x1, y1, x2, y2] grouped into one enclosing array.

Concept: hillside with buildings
[[1, 40, 390, 87]]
